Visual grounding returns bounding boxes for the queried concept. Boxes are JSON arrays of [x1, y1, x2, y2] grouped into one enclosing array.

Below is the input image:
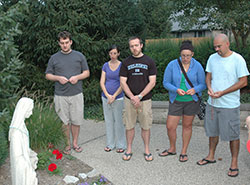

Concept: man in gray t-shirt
[[45, 31, 90, 154]]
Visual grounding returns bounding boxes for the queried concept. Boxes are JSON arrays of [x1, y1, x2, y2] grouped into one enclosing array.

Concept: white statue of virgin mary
[[9, 97, 38, 185]]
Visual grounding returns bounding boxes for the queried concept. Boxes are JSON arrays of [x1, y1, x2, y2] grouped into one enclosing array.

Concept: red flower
[[48, 163, 57, 172], [56, 152, 63, 160], [52, 149, 60, 155]]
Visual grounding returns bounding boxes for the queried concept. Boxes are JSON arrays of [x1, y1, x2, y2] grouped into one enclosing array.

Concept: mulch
[[0, 155, 111, 185]]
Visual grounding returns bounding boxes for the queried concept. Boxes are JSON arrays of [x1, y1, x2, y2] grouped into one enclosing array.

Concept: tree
[[0, 2, 23, 112], [4, 0, 145, 104], [138, 0, 172, 38], [170, 0, 250, 48], [0, 0, 24, 167]]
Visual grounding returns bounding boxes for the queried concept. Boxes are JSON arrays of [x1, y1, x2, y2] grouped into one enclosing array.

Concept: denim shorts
[[168, 100, 200, 116], [204, 103, 240, 141]]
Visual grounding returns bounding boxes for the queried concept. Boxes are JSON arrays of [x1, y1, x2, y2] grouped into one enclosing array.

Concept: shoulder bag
[[177, 58, 206, 120]]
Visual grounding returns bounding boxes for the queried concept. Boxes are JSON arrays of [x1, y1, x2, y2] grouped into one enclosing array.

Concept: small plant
[[37, 150, 53, 170], [47, 162, 62, 176], [37, 148, 63, 176], [78, 175, 108, 185]]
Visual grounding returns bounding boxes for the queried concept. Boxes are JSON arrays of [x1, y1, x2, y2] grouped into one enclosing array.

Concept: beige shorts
[[54, 93, 84, 125], [123, 97, 152, 130]]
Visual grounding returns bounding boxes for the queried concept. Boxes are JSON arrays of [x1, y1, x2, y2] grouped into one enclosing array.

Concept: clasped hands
[[208, 89, 223, 98], [58, 76, 78, 85], [177, 88, 195, 96], [130, 95, 141, 108], [107, 94, 116, 104]]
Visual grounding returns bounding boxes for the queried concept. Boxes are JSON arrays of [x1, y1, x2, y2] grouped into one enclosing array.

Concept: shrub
[[0, 2, 24, 113], [84, 104, 104, 121], [145, 39, 180, 95], [0, 124, 8, 167], [26, 100, 66, 151], [2, 89, 67, 151], [82, 78, 102, 105]]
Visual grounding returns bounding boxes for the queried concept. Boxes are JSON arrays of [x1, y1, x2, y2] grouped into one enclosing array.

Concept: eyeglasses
[[181, 54, 192, 58]]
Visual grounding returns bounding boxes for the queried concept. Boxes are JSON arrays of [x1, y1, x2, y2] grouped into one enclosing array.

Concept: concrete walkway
[[72, 120, 250, 185]]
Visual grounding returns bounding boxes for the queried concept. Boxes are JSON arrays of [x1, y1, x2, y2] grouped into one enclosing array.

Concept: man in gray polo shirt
[[45, 31, 90, 154]]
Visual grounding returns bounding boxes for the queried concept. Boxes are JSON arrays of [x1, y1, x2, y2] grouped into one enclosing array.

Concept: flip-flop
[[144, 153, 154, 162], [104, 147, 112, 152], [122, 152, 133, 161], [228, 168, 239, 177], [197, 158, 216, 165], [116, 149, 125, 153], [63, 147, 71, 155], [159, 149, 176, 157], [179, 154, 188, 162], [73, 146, 83, 153]]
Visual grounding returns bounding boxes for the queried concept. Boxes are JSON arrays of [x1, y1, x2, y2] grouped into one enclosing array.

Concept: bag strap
[[177, 58, 201, 100]]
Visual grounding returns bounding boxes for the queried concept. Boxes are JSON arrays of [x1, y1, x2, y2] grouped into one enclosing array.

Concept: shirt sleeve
[[80, 54, 89, 72], [236, 54, 249, 78], [149, 58, 157, 76], [45, 57, 54, 74], [163, 61, 178, 92], [205, 56, 212, 73], [102, 62, 107, 72], [119, 61, 128, 77]]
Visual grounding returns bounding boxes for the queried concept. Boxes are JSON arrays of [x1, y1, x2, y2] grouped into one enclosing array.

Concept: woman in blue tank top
[[100, 45, 126, 153]]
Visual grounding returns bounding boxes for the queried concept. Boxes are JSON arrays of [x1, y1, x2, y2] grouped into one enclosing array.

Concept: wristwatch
[[138, 94, 143, 100]]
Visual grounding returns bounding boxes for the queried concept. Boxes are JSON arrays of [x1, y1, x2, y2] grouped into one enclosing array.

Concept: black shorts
[[168, 100, 200, 116]]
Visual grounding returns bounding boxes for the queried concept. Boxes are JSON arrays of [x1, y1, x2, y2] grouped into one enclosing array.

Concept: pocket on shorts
[[122, 109, 127, 125], [229, 119, 240, 140]]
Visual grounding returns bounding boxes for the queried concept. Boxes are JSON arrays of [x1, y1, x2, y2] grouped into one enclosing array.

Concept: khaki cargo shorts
[[123, 97, 152, 130]]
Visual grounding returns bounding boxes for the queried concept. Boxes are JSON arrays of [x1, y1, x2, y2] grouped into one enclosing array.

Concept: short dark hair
[[180, 40, 194, 52], [58, 31, 71, 41], [128, 36, 143, 44], [108, 44, 120, 53]]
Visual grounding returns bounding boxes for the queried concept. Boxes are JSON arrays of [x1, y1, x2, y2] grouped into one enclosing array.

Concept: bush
[[0, 2, 24, 112], [82, 78, 102, 105], [1, 88, 67, 151], [26, 100, 66, 151], [145, 39, 180, 94], [0, 124, 8, 167], [84, 104, 104, 121]]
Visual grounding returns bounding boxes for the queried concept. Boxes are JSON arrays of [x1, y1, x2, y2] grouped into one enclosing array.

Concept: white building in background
[[171, 20, 222, 38]]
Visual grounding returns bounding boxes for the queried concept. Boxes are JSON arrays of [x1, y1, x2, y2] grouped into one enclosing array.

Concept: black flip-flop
[[197, 158, 216, 165], [179, 154, 188, 162], [228, 168, 239, 177], [122, 152, 133, 161], [144, 153, 154, 162], [159, 149, 176, 157]]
